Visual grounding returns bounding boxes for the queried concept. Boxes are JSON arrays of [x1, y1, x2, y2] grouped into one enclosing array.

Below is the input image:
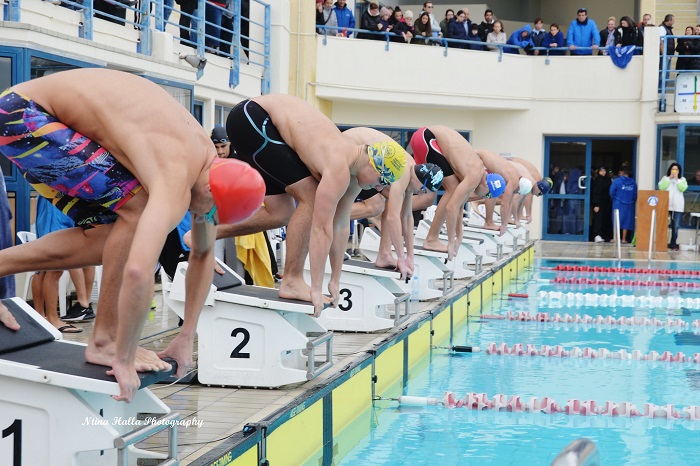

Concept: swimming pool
[[339, 259, 700, 466]]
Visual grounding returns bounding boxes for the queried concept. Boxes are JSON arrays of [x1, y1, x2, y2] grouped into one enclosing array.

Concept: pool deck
[[58, 240, 698, 463]]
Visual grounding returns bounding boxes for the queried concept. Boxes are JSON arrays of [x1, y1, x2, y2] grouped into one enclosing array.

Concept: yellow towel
[[235, 233, 274, 288]]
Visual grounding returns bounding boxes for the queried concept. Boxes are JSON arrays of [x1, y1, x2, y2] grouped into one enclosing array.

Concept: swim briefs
[[226, 99, 312, 196], [0, 90, 142, 226]]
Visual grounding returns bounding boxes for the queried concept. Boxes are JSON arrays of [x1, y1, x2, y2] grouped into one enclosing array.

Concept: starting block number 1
[[2, 419, 21, 466]]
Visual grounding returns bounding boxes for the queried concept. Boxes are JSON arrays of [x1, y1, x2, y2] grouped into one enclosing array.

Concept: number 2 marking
[[230, 328, 251, 359]]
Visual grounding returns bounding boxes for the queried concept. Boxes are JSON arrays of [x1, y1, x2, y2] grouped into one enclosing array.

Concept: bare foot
[[0, 303, 20, 331], [279, 279, 333, 304], [484, 222, 500, 231], [85, 342, 171, 372], [375, 254, 398, 269], [422, 238, 448, 253]]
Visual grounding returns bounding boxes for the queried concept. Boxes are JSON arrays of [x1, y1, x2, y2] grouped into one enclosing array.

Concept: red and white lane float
[[479, 341, 699, 364], [538, 290, 700, 309], [481, 311, 690, 328], [397, 392, 700, 420], [548, 276, 700, 289], [550, 264, 700, 277]]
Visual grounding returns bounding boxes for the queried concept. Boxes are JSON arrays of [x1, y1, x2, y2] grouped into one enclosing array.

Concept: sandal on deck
[[58, 324, 83, 334]]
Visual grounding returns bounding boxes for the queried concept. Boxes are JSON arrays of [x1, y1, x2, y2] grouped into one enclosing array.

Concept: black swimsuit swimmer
[[226, 100, 313, 196]]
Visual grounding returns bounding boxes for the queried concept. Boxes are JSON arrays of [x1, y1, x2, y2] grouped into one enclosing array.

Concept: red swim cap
[[209, 158, 265, 225]]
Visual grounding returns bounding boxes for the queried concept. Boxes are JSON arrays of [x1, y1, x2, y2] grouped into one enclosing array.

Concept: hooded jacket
[[333, 2, 356, 36], [506, 24, 533, 54]]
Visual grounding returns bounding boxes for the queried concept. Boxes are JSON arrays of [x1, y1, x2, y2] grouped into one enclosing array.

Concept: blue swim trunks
[[0, 89, 142, 226]]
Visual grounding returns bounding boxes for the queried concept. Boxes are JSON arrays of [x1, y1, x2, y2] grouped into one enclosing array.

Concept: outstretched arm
[[328, 188, 358, 311], [380, 175, 411, 279], [309, 171, 349, 316], [498, 183, 518, 236], [445, 179, 477, 260], [400, 190, 415, 275], [158, 213, 216, 377]]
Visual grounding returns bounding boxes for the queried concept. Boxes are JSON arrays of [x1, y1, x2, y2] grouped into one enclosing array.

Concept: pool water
[[339, 259, 700, 466]]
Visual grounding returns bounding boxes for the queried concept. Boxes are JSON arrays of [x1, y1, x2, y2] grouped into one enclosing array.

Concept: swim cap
[[518, 177, 533, 195], [486, 173, 506, 198], [414, 163, 444, 192], [536, 177, 553, 195], [409, 127, 442, 165], [210, 126, 229, 144], [367, 140, 407, 184], [209, 158, 265, 224]]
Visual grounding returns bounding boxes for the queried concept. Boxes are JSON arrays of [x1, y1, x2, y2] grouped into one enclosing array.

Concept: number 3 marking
[[230, 328, 251, 359], [339, 288, 353, 311]]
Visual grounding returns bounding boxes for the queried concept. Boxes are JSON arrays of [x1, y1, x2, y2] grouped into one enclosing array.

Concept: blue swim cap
[[486, 173, 506, 198], [536, 177, 553, 195]]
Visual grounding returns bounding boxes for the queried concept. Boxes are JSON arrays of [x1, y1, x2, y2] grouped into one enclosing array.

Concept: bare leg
[[278, 178, 318, 302], [0, 226, 108, 278], [68, 266, 95, 307], [483, 199, 500, 231], [423, 190, 449, 253], [32, 272, 45, 318], [41, 270, 64, 329], [376, 208, 398, 269]]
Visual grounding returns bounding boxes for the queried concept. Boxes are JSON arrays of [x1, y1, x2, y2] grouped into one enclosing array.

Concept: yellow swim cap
[[367, 140, 407, 184]]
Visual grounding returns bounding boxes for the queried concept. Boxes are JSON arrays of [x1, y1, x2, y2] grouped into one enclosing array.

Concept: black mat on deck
[[345, 259, 400, 275], [221, 284, 312, 305]]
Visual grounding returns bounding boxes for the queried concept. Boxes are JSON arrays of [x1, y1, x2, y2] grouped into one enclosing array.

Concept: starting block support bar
[[394, 292, 410, 326], [306, 331, 333, 380], [116, 412, 180, 466]]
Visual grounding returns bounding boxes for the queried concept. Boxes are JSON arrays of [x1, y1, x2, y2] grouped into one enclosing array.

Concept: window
[[215, 105, 235, 127]]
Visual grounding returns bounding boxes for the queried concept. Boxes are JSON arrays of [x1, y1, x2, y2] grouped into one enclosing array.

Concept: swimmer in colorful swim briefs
[[410, 126, 506, 261], [0, 69, 264, 403], [346, 127, 443, 281], [216, 95, 407, 316]]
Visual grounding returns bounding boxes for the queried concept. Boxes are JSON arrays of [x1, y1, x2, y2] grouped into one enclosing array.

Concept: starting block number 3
[[2, 419, 22, 466], [339, 289, 352, 311]]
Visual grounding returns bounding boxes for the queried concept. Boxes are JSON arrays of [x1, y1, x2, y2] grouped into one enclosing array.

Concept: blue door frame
[[543, 136, 638, 241]]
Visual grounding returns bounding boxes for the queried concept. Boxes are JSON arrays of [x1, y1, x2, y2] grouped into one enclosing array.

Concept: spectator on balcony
[[638, 13, 654, 30], [357, 2, 381, 40], [599, 17, 619, 55], [394, 10, 415, 43], [205, 0, 230, 52], [567, 7, 600, 55], [543, 23, 565, 55], [659, 14, 675, 86], [506, 24, 533, 54], [616, 16, 644, 51], [695, 25, 700, 35], [675, 26, 697, 71], [477, 9, 495, 42], [421, 2, 442, 40], [414, 12, 434, 45], [378, 7, 394, 37], [529, 18, 546, 55], [439, 9, 454, 37], [486, 19, 506, 51], [317, 0, 338, 36], [447, 10, 469, 48], [461, 8, 473, 38], [333, 0, 355, 37], [467, 23, 485, 50]]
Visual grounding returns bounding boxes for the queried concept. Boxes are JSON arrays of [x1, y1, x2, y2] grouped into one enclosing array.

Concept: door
[[543, 140, 591, 241], [543, 137, 638, 241]]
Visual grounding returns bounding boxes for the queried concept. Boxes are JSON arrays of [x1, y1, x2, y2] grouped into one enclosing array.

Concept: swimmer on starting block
[[474, 149, 522, 235], [214, 95, 407, 316], [507, 156, 552, 222], [0, 69, 265, 402], [410, 126, 506, 260], [346, 127, 443, 280]]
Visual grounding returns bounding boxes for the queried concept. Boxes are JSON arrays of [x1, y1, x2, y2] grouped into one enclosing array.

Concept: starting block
[[415, 219, 495, 266], [360, 228, 453, 301], [162, 261, 333, 388], [0, 298, 179, 466], [303, 256, 410, 332], [467, 207, 528, 247]]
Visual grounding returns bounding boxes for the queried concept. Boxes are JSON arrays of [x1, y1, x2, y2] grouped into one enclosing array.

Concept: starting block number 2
[[230, 328, 251, 359], [2, 419, 22, 466]]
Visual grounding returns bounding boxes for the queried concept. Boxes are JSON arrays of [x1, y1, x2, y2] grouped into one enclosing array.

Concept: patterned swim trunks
[[0, 89, 142, 226]]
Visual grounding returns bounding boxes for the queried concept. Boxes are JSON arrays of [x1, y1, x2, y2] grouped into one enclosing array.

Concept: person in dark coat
[[590, 167, 612, 242], [675, 26, 697, 71], [447, 10, 469, 48], [357, 3, 382, 40]]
